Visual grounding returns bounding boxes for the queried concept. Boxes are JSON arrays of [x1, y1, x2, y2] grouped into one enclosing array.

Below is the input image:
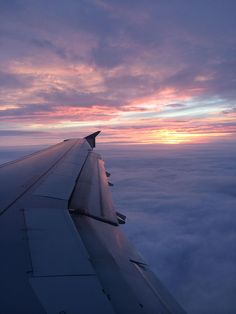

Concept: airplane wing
[[0, 132, 187, 314]]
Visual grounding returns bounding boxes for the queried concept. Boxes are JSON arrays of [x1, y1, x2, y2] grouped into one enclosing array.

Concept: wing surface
[[0, 132, 186, 314]]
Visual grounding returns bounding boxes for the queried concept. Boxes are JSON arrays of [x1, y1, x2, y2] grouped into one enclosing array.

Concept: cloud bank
[[99, 142, 236, 314]]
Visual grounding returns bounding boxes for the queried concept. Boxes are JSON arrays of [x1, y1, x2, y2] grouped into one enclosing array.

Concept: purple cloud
[[99, 143, 236, 314], [0, 0, 236, 142]]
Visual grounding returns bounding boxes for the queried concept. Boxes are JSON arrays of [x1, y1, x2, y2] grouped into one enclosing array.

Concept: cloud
[[0, 129, 49, 136], [166, 103, 186, 108], [0, 71, 33, 89], [222, 108, 236, 115], [98, 142, 236, 314], [0, 0, 236, 143]]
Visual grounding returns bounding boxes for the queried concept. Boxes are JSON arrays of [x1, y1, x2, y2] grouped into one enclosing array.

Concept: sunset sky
[[1, 2, 236, 313], [1, 0, 236, 145]]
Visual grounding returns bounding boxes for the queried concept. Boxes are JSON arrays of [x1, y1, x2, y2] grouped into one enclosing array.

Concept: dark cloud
[[0, 104, 53, 118], [0, 130, 49, 136], [0, 0, 23, 12], [0, 71, 32, 89], [222, 108, 236, 115], [166, 103, 186, 108], [35, 89, 123, 107], [92, 40, 127, 68], [29, 38, 68, 60]]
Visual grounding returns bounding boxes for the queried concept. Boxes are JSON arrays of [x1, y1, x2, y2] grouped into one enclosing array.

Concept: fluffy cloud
[[98, 143, 236, 314]]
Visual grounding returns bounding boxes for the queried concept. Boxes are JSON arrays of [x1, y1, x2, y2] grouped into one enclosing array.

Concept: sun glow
[[148, 129, 229, 144]]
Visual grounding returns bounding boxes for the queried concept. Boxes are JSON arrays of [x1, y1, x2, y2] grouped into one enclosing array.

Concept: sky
[[0, 0, 236, 145], [1, 2, 236, 313]]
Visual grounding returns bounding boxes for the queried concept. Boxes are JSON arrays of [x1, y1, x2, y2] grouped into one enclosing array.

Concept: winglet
[[84, 131, 101, 148]]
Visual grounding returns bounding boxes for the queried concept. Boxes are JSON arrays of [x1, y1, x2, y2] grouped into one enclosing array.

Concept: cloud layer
[[99, 142, 236, 314]]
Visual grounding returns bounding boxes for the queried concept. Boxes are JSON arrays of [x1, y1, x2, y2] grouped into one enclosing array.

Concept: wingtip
[[84, 131, 101, 148]]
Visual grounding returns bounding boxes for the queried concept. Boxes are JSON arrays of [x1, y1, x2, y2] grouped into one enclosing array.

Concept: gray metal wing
[[0, 132, 187, 314]]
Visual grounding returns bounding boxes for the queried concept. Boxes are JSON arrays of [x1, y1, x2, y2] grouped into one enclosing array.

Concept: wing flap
[[69, 151, 118, 225], [73, 214, 187, 314]]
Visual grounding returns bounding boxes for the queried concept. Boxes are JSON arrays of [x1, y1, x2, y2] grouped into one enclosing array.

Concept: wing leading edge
[[0, 132, 187, 314]]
